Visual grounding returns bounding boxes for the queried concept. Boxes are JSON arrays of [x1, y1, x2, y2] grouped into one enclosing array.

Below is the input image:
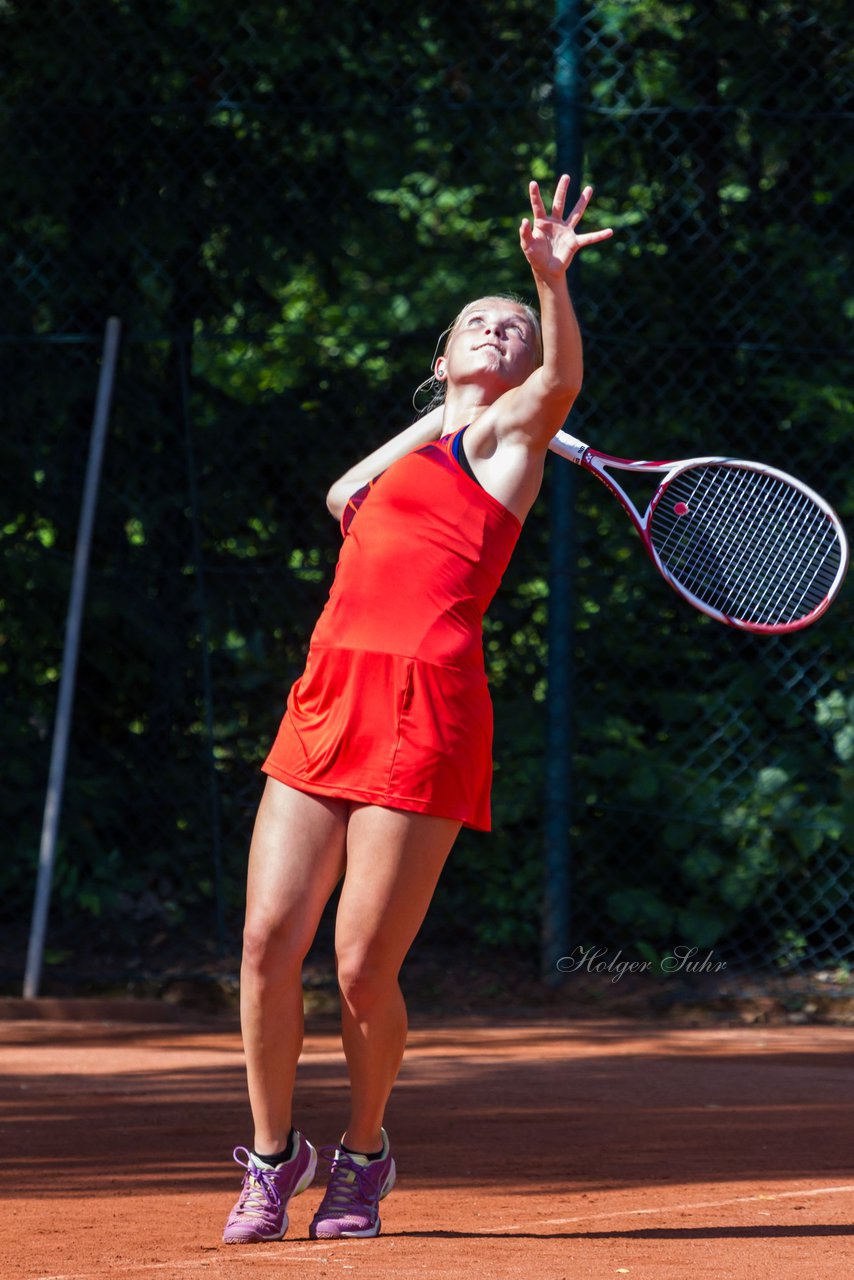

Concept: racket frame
[[548, 430, 849, 633]]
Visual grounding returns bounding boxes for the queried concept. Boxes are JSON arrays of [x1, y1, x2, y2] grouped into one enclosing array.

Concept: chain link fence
[[2, 0, 851, 993]]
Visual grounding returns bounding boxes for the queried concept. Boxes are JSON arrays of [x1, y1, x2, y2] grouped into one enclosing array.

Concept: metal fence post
[[542, 0, 585, 983], [23, 318, 121, 998]]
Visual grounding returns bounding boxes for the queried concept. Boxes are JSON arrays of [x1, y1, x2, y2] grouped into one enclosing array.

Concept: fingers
[[524, 175, 613, 259], [519, 216, 536, 252], [566, 184, 593, 228], [529, 176, 572, 221], [528, 181, 548, 221], [551, 173, 571, 218], [576, 227, 614, 246], [530, 176, 597, 226]]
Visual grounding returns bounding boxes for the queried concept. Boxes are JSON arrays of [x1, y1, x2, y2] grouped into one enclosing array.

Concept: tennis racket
[[547, 429, 849, 633]]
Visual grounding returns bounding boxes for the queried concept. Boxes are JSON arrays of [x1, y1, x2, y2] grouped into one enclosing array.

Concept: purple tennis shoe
[[222, 1133, 317, 1243], [309, 1129, 396, 1239]]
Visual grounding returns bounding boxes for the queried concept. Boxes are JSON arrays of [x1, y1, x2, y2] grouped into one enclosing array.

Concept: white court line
[[32, 1184, 854, 1277], [33, 1251, 337, 1280], [499, 1182, 854, 1232]]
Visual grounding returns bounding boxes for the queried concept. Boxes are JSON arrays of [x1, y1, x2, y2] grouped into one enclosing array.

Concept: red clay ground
[[2, 1007, 853, 1280]]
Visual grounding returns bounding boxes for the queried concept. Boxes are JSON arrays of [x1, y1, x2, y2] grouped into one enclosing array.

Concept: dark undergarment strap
[[452, 426, 482, 489]]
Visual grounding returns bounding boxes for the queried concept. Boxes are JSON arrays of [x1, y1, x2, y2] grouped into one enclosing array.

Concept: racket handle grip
[[548, 430, 588, 465]]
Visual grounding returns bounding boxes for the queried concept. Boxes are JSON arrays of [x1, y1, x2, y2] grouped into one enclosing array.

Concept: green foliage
[[1, 0, 850, 973]]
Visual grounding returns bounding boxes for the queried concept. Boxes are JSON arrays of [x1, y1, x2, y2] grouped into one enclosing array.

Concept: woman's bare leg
[[240, 778, 347, 1154], [333, 805, 461, 1153]]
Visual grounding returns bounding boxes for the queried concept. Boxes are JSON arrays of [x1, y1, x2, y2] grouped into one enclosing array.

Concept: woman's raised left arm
[[497, 176, 612, 447]]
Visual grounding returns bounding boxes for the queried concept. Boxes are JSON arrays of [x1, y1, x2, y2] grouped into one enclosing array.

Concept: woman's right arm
[[326, 404, 446, 520]]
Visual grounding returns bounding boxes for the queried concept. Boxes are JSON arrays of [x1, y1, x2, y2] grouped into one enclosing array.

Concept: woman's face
[[436, 298, 540, 392]]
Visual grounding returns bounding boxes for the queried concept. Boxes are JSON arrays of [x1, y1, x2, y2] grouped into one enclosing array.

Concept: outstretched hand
[[519, 175, 613, 278]]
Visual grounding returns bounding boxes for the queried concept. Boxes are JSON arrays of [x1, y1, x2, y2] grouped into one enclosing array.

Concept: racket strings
[[726, 483, 837, 618], [660, 472, 839, 623], [684, 474, 826, 615], [649, 465, 844, 626], [673, 477, 837, 622]]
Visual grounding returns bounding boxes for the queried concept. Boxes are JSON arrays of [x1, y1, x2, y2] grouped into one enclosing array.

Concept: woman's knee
[[336, 948, 400, 1015], [242, 915, 310, 980]]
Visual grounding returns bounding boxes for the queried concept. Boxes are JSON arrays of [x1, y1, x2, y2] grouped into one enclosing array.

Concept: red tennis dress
[[262, 429, 522, 830]]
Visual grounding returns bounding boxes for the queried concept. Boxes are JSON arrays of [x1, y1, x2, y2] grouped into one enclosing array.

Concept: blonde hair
[[412, 294, 543, 414]]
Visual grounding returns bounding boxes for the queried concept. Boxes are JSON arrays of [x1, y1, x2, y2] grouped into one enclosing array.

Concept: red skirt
[[262, 645, 494, 830]]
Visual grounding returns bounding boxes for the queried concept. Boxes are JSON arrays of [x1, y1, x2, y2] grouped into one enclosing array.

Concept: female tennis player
[[222, 175, 612, 1244]]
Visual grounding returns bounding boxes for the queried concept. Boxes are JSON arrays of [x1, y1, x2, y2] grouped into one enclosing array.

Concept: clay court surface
[[2, 1006, 852, 1280]]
